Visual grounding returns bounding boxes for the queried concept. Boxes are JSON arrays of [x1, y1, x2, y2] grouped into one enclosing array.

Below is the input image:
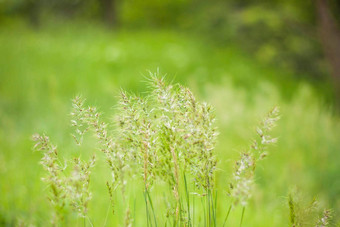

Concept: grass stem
[[146, 188, 158, 227], [184, 173, 191, 226], [222, 204, 232, 227], [240, 207, 245, 227]]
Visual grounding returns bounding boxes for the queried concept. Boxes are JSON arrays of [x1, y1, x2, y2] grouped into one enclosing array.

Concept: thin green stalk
[[240, 207, 245, 227], [201, 197, 206, 227], [210, 190, 216, 227], [184, 174, 191, 226], [179, 197, 183, 227], [133, 198, 136, 227], [143, 190, 151, 227], [87, 216, 94, 227], [214, 191, 217, 227], [288, 193, 295, 226], [103, 203, 110, 227], [208, 189, 211, 227], [146, 188, 158, 227], [210, 191, 214, 227], [193, 194, 195, 227], [222, 204, 232, 227], [162, 192, 171, 227]]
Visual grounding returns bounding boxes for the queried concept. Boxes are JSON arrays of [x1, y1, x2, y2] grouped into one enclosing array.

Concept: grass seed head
[[229, 107, 280, 206]]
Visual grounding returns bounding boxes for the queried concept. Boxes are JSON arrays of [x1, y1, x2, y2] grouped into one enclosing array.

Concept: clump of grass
[[230, 106, 280, 207], [32, 72, 334, 226], [288, 189, 333, 227], [66, 155, 96, 218], [32, 134, 96, 225], [223, 107, 280, 226], [316, 209, 332, 227], [32, 134, 67, 225], [69, 74, 219, 225]]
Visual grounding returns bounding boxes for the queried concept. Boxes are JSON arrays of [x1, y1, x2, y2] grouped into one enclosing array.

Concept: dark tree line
[[1, 0, 340, 105], [316, 0, 340, 104], [1, 0, 117, 26]]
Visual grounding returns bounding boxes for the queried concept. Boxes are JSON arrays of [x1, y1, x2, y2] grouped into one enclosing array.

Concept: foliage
[[0, 0, 335, 83], [288, 189, 333, 227], [0, 24, 339, 226], [30, 76, 335, 226], [32, 134, 96, 225], [229, 107, 279, 207], [24, 73, 329, 227], [32, 75, 281, 226]]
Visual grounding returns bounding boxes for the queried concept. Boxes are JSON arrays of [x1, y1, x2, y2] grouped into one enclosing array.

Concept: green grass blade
[[143, 190, 151, 227], [184, 173, 191, 226], [146, 188, 158, 227], [222, 204, 232, 227], [240, 207, 245, 227]]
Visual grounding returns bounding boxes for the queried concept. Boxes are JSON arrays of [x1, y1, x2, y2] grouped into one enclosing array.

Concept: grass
[[37, 76, 278, 226], [0, 19, 339, 226]]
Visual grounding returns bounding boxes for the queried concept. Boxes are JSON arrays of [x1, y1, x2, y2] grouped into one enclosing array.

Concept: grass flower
[[229, 107, 280, 207], [33, 72, 334, 226], [32, 134, 67, 225], [66, 155, 96, 218], [33, 132, 96, 224], [288, 189, 332, 227], [316, 209, 332, 227]]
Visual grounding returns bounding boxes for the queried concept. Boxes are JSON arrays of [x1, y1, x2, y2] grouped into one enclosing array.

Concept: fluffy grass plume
[[32, 73, 333, 226], [288, 189, 333, 227]]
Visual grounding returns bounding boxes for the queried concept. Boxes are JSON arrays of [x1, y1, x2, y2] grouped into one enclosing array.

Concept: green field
[[0, 20, 339, 226]]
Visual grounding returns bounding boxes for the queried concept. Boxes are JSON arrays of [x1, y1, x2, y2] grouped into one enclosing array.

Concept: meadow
[[0, 20, 339, 226]]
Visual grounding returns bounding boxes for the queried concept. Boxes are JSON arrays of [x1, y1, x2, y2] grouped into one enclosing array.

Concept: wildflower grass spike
[[32, 73, 336, 226], [229, 106, 280, 207], [32, 134, 67, 225]]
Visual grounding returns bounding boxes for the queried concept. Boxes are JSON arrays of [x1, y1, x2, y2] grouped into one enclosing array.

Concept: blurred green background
[[1, 0, 340, 226]]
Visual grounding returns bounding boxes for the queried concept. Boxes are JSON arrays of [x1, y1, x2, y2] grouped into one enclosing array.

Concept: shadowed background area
[[0, 0, 340, 226]]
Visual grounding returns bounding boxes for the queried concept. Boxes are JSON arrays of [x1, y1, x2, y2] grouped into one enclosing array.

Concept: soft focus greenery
[[2, 0, 338, 83], [0, 20, 339, 226]]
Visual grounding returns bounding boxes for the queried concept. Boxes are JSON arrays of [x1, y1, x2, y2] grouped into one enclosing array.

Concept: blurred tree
[[99, 0, 116, 25], [1, 0, 340, 103], [119, 0, 189, 27], [24, 0, 40, 26], [316, 0, 340, 104], [181, 0, 340, 103], [1, 0, 42, 26]]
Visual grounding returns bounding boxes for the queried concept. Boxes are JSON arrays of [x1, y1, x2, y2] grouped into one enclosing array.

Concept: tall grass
[[32, 74, 333, 226], [1, 22, 339, 226]]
